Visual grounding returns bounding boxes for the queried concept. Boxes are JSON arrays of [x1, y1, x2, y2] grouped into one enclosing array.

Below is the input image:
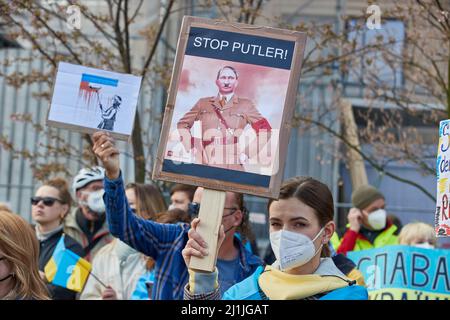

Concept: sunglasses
[[30, 196, 62, 207]]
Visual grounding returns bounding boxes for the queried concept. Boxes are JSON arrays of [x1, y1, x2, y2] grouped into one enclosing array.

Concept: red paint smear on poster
[[79, 81, 100, 108], [179, 69, 191, 92]]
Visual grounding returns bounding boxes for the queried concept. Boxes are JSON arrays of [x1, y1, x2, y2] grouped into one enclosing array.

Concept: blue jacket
[[104, 173, 262, 300], [223, 266, 368, 300]]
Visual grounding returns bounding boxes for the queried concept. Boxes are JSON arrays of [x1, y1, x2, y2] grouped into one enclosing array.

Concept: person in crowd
[[91, 131, 262, 300], [182, 176, 368, 300], [125, 182, 167, 220], [64, 166, 113, 261], [169, 184, 196, 213], [188, 193, 259, 255], [80, 182, 167, 300], [398, 222, 437, 249], [131, 208, 192, 300], [31, 178, 84, 300], [333, 184, 398, 255], [0, 210, 49, 300]]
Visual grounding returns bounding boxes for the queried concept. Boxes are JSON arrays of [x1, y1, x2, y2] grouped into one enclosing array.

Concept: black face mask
[[222, 211, 234, 233], [222, 208, 241, 234]]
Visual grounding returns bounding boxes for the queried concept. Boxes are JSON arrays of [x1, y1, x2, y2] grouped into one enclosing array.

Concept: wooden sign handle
[[189, 188, 226, 272]]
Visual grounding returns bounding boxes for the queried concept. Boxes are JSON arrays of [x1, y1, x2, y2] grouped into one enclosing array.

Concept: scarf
[[258, 258, 352, 300]]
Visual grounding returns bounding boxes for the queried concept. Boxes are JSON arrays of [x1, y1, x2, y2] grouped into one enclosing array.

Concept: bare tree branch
[[141, 0, 175, 79], [297, 115, 436, 201]]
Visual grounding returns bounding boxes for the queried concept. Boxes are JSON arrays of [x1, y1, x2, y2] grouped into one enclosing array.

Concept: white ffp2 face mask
[[85, 189, 106, 214], [270, 228, 324, 271], [367, 209, 386, 230]]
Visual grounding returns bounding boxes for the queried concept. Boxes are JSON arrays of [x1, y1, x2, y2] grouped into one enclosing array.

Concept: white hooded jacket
[[80, 239, 147, 300]]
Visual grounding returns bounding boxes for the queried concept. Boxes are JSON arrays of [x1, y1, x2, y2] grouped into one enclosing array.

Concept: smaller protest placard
[[347, 245, 450, 300], [46, 62, 142, 140], [435, 119, 450, 237]]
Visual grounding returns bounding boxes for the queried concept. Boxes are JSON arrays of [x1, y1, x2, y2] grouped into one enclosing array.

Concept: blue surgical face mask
[[188, 202, 200, 218]]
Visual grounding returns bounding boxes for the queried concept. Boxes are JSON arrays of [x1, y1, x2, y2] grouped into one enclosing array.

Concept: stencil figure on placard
[[97, 94, 122, 131]]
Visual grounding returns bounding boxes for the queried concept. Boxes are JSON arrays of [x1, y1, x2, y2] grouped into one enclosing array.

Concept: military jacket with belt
[[177, 95, 271, 170]]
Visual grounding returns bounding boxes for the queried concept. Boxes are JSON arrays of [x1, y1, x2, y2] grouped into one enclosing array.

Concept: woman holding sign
[[182, 177, 368, 300]]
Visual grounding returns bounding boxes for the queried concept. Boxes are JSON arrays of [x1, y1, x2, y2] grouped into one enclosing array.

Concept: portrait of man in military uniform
[[176, 66, 272, 171]]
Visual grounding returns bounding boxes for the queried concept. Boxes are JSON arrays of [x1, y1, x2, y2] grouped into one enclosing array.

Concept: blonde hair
[[0, 210, 49, 300], [0, 203, 11, 212], [398, 222, 436, 246]]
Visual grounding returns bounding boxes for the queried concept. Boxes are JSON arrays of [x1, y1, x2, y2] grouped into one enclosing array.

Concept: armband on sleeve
[[251, 118, 272, 134]]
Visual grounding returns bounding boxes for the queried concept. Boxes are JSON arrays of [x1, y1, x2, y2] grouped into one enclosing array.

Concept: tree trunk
[[341, 99, 368, 189]]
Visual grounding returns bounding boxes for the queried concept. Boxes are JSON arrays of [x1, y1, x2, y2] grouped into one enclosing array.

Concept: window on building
[[344, 18, 405, 92], [0, 33, 20, 49]]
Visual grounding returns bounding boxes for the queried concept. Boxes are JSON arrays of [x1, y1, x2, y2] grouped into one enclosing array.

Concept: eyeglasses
[[188, 202, 239, 217], [30, 196, 62, 207]]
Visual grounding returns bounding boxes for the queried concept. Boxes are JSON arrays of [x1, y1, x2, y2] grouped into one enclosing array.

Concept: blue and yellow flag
[[44, 235, 92, 293]]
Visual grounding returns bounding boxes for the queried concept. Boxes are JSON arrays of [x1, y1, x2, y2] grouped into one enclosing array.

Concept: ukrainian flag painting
[[44, 235, 92, 293]]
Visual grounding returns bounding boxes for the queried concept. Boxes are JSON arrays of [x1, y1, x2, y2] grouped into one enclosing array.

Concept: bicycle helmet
[[72, 166, 105, 195]]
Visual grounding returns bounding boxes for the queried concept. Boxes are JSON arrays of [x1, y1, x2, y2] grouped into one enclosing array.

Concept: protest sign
[[46, 62, 142, 140], [347, 245, 450, 300], [436, 119, 450, 237], [153, 16, 307, 199], [152, 16, 307, 271]]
